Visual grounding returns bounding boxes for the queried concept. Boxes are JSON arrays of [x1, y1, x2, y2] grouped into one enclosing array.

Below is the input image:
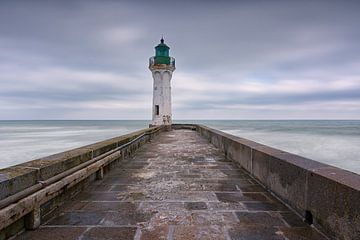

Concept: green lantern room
[[154, 38, 171, 65], [149, 38, 175, 70]]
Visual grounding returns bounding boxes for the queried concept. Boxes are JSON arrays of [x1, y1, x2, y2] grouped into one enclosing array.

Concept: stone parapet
[[188, 124, 360, 240], [0, 126, 163, 239], [1, 123, 359, 239]]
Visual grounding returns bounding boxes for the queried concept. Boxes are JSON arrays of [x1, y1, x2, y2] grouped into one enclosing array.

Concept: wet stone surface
[[16, 130, 328, 240]]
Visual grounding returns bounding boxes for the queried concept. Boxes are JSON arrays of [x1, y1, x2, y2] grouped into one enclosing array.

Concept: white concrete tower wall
[[152, 70, 172, 125]]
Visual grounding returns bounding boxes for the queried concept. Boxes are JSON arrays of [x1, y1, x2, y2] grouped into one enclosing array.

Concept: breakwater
[[190, 124, 360, 240], [0, 127, 162, 239], [0, 124, 359, 239]]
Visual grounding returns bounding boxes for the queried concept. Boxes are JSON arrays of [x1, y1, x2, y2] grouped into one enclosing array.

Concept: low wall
[[1, 123, 359, 239], [192, 124, 360, 240], [0, 126, 162, 239], [172, 123, 197, 130]]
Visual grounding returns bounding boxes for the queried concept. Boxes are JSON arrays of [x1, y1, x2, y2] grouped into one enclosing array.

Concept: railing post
[[96, 167, 104, 180], [24, 205, 41, 230]]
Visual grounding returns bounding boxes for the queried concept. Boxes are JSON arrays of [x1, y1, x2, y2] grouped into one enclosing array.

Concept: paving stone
[[81, 227, 137, 240], [102, 212, 153, 226], [191, 212, 236, 226], [207, 202, 247, 211], [185, 202, 208, 210], [235, 212, 286, 227], [228, 225, 285, 240], [177, 174, 202, 178], [140, 226, 169, 240], [173, 226, 198, 240], [15, 129, 327, 240], [101, 177, 141, 184], [237, 185, 266, 192], [77, 202, 138, 212], [139, 202, 185, 212], [158, 192, 217, 201], [280, 212, 309, 227], [215, 179, 254, 185], [109, 185, 130, 191], [46, 212, 105, 225], [196, 225, 228, 240], [15, 227, 86, 240], [243, 202, 288, 211], [61, 200, 88, 212], [118, 192, 148, 201], [279, 227, 328, 240], [185, 183, 239, 191], [76, 192, 124, 201], [216, 192, 269, 202], [219, 169, 248, 177], [85, 184, 113, 192], [149, 211, 193, 226]]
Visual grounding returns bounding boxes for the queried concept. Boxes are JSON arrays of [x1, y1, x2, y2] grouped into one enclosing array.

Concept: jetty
[[1, 40, 359, 239], [0, 124, 359, 240]]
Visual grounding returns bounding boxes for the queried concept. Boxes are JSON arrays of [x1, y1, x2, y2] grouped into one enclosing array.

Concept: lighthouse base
[[149, 124, 172, 131]]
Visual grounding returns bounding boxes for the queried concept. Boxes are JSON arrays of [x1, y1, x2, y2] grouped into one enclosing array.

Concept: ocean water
[[0, 120, 148, 169], [0, 120, 359, 175]]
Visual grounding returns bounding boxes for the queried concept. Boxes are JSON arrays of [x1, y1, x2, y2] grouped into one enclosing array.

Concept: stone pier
[[14, 129, 327, 240]]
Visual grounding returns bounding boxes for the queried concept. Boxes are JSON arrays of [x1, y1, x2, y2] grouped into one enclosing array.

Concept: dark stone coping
[[174, 123, 359, 240], [0, 126, 161, 201]]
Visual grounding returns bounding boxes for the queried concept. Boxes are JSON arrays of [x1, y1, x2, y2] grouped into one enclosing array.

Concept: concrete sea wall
[[0, 126, 162, 240], [190, 124, 360, 240], [0, 124, 359, 239]]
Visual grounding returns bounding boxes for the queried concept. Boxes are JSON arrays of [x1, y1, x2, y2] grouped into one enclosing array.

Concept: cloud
[[0, 0, 360, 119], [101, 27, 145, 44]]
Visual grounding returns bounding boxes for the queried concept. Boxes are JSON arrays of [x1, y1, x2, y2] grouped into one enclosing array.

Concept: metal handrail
[[149, 56, 175, 67]]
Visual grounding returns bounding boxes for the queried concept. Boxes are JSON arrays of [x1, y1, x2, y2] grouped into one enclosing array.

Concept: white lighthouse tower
[[149, 38, 175, 127]]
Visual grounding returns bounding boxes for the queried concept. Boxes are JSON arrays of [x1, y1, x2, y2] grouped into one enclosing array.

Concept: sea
[[0, 120, 359, 175]]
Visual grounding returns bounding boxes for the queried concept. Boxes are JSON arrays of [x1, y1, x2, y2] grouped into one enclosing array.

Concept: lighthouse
[[149, 38, 175, 127]]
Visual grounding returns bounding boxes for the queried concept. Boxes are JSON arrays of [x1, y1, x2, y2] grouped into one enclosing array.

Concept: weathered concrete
[[0, 128, 158, 202], [0, 127, 162, 240], [196, 124, 360, 240], [15, 130, 327, 240]]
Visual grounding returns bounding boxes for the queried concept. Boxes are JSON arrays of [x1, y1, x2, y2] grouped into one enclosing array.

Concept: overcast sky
[[1, 0, 360, 120]]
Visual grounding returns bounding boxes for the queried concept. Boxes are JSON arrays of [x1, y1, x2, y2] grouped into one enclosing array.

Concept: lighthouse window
[[155, 105, 159, 115]]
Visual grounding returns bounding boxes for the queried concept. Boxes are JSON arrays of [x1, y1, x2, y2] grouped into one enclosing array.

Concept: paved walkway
[[17, 130, 327, 240]]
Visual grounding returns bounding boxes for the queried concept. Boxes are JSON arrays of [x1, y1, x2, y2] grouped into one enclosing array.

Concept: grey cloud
[[190, 89, 360, 107], [0, 0, 360, 119]]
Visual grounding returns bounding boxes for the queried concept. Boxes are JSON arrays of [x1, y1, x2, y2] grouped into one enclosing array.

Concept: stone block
[[0, 166, 39, 200], [24, 206, 40, 230], [0, 218, 25, 240], [266, 154, 308, 212], [216, 192, 269, 202], [45, 212, 105, 226], [185, 202, 207, 210], [235, 212, 286, 226], [279, 227, 328, 240], [226, 139, 252, 172], [18, 148, 92, 181], [140, 226, 169, 240], [307, 167, 360, 240], [81, 227, 136, 240], [85, 141, 117, 158], [196, 124, 360, 240], [228, 225, 283, 240], [251, 148, 270, 184], [15, 227, 86, 240]]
